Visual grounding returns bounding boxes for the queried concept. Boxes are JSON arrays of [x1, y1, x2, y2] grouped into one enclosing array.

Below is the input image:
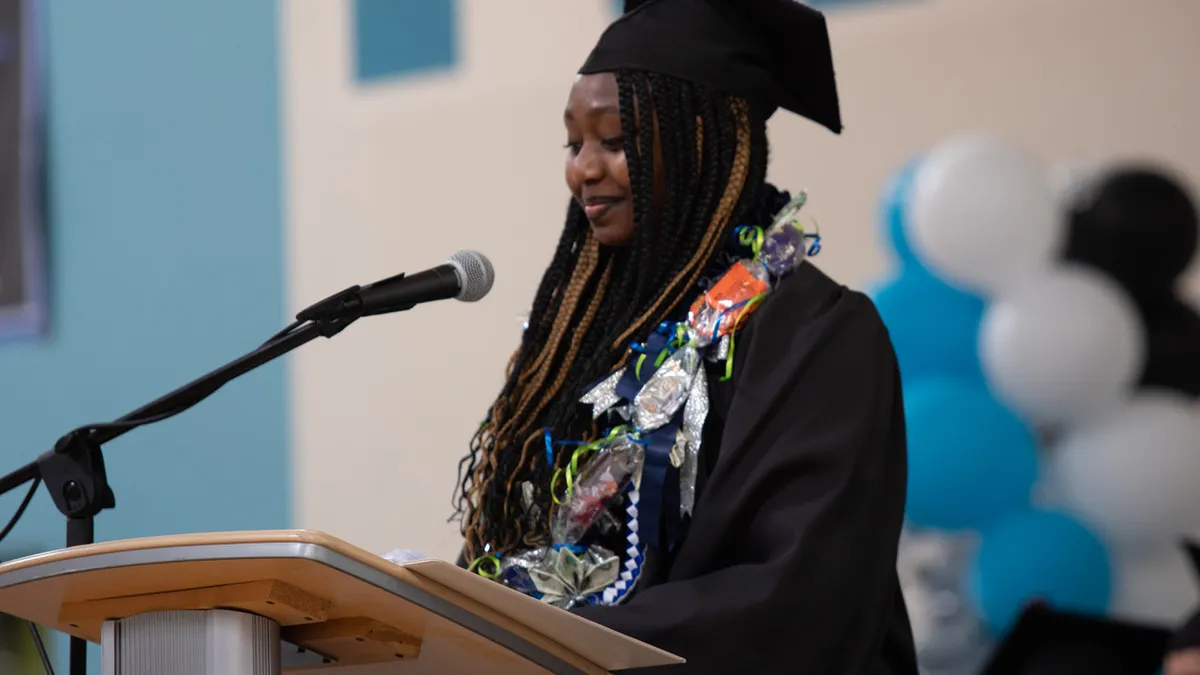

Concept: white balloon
[[981, 265, 1144, 428], [1051, 391, 1200, 545], [1108, 541, 1200, 626], [1049, 157, 1110, 211], [907, 135, 1063, 295]]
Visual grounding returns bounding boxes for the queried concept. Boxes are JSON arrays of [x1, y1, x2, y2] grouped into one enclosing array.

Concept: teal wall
[[0, 0, 287, 668]]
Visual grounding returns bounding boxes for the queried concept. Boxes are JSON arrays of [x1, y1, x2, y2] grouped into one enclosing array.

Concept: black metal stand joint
[[38, 430, 115, 522]]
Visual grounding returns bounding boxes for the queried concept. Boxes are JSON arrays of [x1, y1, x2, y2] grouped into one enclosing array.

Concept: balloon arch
[[868, 135, 1200, 669]]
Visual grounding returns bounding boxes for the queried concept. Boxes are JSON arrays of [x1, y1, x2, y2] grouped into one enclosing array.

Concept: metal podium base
[[101, 609, 280, 675]]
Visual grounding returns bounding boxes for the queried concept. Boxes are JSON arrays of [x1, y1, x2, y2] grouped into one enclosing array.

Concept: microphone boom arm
[[0, 313, 354, 675]]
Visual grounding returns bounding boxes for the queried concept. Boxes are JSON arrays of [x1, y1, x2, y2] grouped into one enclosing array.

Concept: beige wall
[[282, 0, 1200, 562]]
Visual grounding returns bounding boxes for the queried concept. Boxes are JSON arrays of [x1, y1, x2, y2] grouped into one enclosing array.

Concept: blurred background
[[0, 0, 1197, 672]]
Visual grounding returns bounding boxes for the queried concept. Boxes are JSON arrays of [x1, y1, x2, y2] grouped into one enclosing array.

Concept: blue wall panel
[[0, 0, 287, 667], [354, 0, 457, 82]]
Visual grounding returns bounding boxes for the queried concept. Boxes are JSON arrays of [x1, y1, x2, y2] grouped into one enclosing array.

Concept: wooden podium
[[0, 530, 682, 674]]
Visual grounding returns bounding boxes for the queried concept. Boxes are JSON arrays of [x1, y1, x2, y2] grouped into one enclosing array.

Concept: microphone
[[296, 250, 495, 323]]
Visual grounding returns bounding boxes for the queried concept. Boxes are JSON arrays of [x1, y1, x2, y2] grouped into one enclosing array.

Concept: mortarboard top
[[578, 0, 842, 134], [980, 603, 1171, 675]]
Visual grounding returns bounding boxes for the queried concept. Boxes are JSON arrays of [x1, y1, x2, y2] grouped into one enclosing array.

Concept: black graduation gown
[[570, 262, 919, 675]]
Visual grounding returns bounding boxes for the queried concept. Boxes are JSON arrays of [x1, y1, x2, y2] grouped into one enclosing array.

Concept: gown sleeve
[[571, 264, 916, 674]]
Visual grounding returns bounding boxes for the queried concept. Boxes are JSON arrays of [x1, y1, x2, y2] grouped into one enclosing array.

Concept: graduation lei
[[469, 192, 820, 609]]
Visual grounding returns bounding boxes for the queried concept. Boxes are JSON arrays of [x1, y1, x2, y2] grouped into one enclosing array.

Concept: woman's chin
[[589, 219, 635, 247]]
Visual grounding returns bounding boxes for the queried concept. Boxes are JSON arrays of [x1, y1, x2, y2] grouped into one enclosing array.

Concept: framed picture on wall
[[0, 0, 46, 341]]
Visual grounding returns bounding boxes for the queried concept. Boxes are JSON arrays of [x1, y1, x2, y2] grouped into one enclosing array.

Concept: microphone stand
[[0, 305, 359, 675]]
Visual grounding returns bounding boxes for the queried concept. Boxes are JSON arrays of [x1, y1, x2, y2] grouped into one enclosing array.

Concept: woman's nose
[[575, 143, 606, 183]]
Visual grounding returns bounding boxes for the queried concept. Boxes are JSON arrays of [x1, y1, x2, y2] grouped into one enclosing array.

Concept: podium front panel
[[0, 531, 627, 674]]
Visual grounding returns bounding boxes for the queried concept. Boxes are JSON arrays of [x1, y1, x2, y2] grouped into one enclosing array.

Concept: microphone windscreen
[[448, 250, 494, 302]]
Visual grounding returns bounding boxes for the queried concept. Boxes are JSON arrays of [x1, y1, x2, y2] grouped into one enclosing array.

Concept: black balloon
[[1063, 166, 1199, 301], [1138, 294, 1200, 398]]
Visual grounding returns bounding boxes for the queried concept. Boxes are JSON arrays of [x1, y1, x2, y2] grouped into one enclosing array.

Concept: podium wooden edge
[[0, 529, 682, 674]]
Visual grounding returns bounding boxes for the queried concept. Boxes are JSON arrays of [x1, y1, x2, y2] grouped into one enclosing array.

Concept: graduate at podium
[[449, 1, 919, 672]]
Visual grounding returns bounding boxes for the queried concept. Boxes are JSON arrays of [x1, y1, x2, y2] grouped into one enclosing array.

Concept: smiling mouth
[[583, 197, 624, 219]]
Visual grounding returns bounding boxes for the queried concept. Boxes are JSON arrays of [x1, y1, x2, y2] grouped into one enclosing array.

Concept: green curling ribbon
[[654, 348, 670, 368], [720, 293, 767, 382], [670, 323, 690, 349], [738, 225, 765, 258], [722, 331, 738, 383], [468, 553, 502, 579]]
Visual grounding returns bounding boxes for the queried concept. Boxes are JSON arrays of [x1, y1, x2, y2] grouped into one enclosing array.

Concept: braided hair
[[452, 69, 791, 560]]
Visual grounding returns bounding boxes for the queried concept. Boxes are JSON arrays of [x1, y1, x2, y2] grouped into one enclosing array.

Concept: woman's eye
[[564, 141, 582, 154], [602, 136, 624, 151]]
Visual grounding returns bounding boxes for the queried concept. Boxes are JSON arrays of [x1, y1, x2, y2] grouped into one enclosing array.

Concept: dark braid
[[629, 74, 659, 305], [453, 70, 783, 560]]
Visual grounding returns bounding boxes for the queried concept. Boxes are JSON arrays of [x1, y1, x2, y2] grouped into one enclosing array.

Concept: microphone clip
[[293, 274, 402, 336]]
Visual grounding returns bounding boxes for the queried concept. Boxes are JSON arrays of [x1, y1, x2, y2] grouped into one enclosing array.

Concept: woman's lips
[[584, 198, 623, 219]]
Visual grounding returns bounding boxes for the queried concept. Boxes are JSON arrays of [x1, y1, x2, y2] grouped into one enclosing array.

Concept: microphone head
[[447, 250, 494, 302]]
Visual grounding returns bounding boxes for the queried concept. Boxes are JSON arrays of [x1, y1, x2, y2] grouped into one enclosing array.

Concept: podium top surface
[[0, 529, 681, 674]]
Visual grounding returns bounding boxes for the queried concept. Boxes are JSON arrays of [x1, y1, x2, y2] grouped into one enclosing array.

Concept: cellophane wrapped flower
[[552, 435, 645, 546], [687, 260, 771, 346]]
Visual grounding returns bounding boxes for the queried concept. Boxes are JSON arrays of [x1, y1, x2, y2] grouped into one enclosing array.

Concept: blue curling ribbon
[[806, 233, 822, 256], [544, 428, 587, 468]]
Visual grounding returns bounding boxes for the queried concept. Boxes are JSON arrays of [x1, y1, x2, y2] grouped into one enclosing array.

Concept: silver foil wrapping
[[633, 343, 700, 432], [581, 368, 625, 418], [505, 547, 548, 574], [520, 480, 543, 524], [680, 366, 709, 517], [707, 334, 731, 362]]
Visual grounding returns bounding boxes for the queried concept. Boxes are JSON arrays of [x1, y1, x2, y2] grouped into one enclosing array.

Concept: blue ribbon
[[638, 417, 684, 552], [545, 428, 588, 468]]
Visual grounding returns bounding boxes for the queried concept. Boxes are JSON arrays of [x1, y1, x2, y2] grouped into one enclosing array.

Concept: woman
[[452, 1, 917, 672]]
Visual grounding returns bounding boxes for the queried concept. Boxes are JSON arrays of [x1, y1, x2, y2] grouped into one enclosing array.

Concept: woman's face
[[564, 73, 635, 247], [1166, 648, 1200, 675]]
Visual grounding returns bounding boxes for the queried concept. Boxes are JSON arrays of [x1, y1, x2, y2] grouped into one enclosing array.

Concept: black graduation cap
[[979, 603, 1171, 675], [578, 0, 842, 134], [1167, 540, 1200, 654]]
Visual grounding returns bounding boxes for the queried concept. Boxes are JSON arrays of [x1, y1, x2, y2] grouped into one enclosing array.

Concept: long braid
[[464, 237, 605, 556], [454, 70, 781, 559], [451, 203, 587, 523], [613, 100, 754, 347]]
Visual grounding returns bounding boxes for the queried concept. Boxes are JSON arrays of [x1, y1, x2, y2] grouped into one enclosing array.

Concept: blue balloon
[[870, 268, 987, 382], [903, 378, 1038, 531], [880, 156, 923, 265], [969, 508, 1112, 633]]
